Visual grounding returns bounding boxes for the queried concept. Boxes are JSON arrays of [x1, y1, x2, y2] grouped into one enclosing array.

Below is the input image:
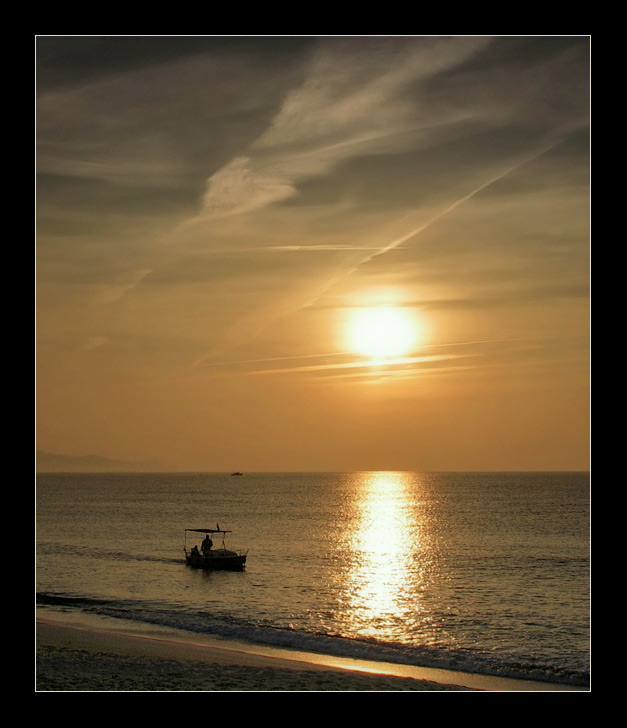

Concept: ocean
[[36, 471, 590, 688]]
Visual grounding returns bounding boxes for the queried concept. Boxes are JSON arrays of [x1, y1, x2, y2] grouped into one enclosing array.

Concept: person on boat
[[190, 544, 200, 558], [201, 534, 213, 555]]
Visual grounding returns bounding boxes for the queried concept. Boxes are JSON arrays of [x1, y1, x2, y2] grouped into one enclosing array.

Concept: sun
[[348, 307, 418, 360]]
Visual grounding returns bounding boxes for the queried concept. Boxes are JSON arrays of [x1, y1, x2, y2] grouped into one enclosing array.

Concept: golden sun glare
[[348, 307, 418, 360]]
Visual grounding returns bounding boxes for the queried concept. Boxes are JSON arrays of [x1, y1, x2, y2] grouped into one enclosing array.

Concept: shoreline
[[35, 613, 586, 692]]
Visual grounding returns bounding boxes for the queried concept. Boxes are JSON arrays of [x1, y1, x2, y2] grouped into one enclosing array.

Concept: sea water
[[36, 471, 590, 687]]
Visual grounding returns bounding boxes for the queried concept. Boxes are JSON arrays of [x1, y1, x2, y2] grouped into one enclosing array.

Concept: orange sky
[[36, 36, 590, 472]]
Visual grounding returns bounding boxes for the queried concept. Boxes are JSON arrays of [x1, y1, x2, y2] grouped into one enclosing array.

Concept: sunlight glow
[[348, 307, 418, 360], [337, 472, 435, 643]]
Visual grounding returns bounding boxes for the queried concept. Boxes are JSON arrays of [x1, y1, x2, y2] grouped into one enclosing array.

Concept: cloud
[[93, 268, 153, 304], [82, 336, 109, 350], [202, 155, 297, 216], [199, 37, 492, 219]]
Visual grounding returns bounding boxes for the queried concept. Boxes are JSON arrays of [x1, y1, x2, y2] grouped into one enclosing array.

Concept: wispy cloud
[[93, 268, 153, 305], [199, 38, 491, 219]]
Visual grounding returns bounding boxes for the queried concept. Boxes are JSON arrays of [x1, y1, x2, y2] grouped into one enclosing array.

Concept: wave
[[36, 592, 589, 688]]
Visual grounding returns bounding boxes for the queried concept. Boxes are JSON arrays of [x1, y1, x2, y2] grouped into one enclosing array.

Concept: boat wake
[[37, 541, 180, 566]]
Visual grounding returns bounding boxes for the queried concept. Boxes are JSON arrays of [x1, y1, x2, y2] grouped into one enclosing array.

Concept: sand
[[36, 615, 585, 692], [36, 617, 474, 692]]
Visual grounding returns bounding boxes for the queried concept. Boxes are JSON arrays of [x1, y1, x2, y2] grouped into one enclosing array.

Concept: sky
[[36, 36, 590, 472]]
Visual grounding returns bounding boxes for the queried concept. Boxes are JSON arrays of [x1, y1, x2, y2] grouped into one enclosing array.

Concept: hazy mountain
[[36, 450, 170, 473]]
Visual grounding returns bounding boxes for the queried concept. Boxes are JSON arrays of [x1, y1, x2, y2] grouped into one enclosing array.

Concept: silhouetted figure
[[190, 545, 200, 558], [201, 534, 213, 555]]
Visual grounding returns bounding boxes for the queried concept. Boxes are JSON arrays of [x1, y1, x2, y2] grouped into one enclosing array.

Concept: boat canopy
[[185, 527, 232, 534]]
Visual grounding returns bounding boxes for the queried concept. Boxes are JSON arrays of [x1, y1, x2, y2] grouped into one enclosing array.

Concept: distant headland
[[36, 450, 169, 473]]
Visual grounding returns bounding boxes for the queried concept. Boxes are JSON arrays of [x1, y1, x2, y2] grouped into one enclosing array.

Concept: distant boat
[[184, 526, 247, 571], [231, 471, 243, 476]]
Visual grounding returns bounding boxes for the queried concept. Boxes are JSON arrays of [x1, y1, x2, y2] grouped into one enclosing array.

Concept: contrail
[[302, 134, 567, 309], [192, 335, 550, 376], [185, 135, 567, 374], [240, 353, 456, 377]]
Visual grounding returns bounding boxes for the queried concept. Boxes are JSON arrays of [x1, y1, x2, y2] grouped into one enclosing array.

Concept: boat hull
[[185, 552, 247, 571]]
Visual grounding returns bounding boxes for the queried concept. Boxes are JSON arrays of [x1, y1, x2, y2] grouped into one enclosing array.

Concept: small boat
[[231, 472, 243, 476], [184, 526, 247, 571]]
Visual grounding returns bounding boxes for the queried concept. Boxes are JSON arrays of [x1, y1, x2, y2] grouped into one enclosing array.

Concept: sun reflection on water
[[337, 472, 436, 643]]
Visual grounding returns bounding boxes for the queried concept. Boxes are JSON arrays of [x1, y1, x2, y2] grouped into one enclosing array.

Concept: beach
[[36, 618, 472, 692], [37, 615, 587, 692]]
